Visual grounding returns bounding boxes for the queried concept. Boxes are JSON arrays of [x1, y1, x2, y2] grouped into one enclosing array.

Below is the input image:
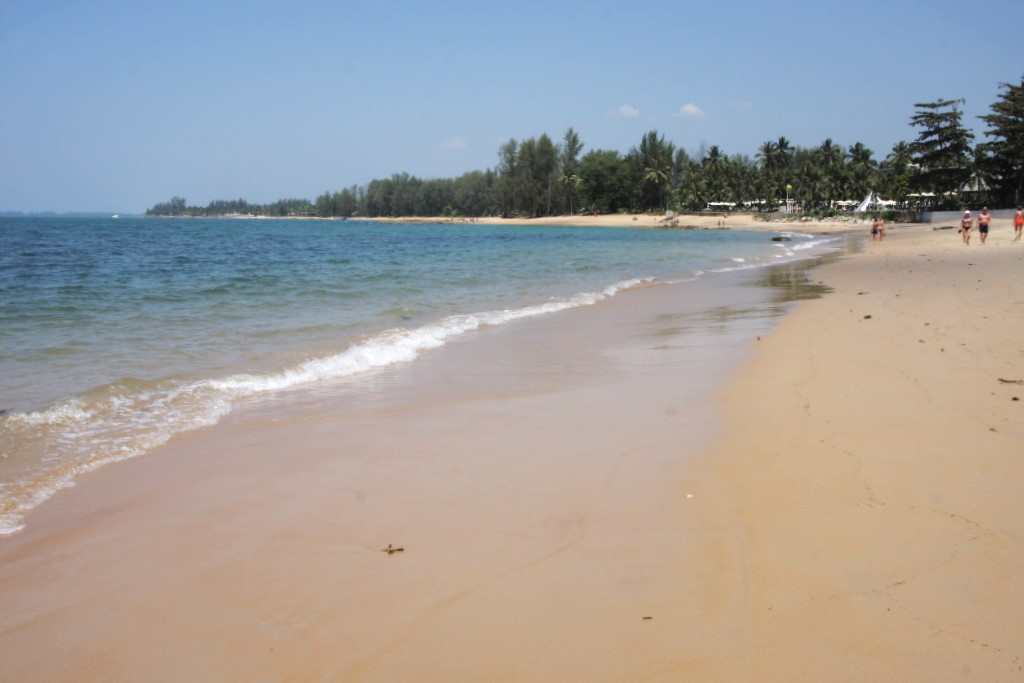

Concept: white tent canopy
[[959, 174, 990, 194], [855, 192, 896, 213]]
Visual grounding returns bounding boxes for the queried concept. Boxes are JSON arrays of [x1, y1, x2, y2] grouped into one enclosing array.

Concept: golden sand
[[360, 212, 865, 233], [1, 221, 1021, 681], [688, 219, 1024, 680]]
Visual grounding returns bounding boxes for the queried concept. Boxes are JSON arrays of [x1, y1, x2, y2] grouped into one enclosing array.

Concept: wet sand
[[0, 262, 827, 681]]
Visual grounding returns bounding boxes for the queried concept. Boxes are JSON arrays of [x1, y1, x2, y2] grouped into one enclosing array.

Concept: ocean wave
[[711, 236, 841, 273], [5, 398, 94, 427], [0, 276, 654, 536]]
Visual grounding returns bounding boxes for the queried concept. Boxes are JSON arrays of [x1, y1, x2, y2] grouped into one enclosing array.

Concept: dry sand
[[689, 218, 1024, 680], [1, 220, 1021, 681], [361, 212, 866, 234]]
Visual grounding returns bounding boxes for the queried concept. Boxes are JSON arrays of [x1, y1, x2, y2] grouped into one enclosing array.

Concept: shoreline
[[357, 212, 869, 234], [0, 253, 839, 681], [4, 222, 1018, 679], [144, 211, 876, 234], [0, 219, 843, 535]]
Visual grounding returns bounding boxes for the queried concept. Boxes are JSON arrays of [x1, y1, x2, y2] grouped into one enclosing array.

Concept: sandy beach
[[360, 212, 866, 233], [0, 261, 800, 681], [692, 218, 1024, 680], [6, 0, 1022, 678], [208, 210, 877, 234], [1, 220, 1021, 681]]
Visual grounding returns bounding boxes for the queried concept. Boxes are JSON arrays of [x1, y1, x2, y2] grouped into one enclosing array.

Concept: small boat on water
[[111, 214, 120, 219]]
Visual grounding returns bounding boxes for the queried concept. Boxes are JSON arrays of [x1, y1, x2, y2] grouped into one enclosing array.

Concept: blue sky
[[2, 0, 1021, 212]]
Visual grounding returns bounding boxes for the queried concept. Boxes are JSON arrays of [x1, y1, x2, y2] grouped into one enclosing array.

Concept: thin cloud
[[613, 104, 641, 119], [439, 136, 469, 152], [676, 103, 705, 119]]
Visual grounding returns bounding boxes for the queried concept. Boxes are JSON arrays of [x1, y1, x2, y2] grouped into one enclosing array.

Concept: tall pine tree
[[979, 77, 1024, 205], [909, 98, 974, 203]]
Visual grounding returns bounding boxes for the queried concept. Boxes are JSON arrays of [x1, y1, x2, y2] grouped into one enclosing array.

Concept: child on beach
[[960, 210, 973, 245], [1014, 208, 1023, 241], [978, 207, 991, 244]]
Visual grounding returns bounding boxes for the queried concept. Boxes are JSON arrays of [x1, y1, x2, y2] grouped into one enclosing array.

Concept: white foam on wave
[[711, 235, 841, 274], [6, 399, 94, 427], [200, 277, 653, 398], [0, 276, 654, 536]]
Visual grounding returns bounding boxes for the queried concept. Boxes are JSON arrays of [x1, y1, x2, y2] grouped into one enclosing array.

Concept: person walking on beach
[[871, 215, 883, 241], [1014, 207, 1023, 241], [960, 210, 973, 245], [978, 207, 991, 244]]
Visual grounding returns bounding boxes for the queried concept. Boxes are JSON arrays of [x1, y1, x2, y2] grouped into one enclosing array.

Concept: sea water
[[0, 216, 832, 533]]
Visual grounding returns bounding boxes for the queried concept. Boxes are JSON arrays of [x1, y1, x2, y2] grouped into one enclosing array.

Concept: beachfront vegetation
[[978, 80, 1024, 205], [146, 77, 1024, 218], [908, 99, 974, 199], [147, 196, 316, 218]]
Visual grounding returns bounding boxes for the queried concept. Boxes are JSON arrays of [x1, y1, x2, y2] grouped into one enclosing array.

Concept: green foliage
[[578, 150, 631, 213], [145, 80, 1024, 220], [560, 128, 584, 214], [144, 196, 315, 217], [978, 76, 1024, 205], [909, 98, 974, 203], [145, 196, 188, 216], [636, 130, 675, 211], [878, 142, 913, 203]]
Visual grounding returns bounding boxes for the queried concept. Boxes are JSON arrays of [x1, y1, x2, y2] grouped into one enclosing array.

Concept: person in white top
[[960, 210, 973, 245]]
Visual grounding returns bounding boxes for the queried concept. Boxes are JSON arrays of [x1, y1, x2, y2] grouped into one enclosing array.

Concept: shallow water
[[0, 216, 838, 534]]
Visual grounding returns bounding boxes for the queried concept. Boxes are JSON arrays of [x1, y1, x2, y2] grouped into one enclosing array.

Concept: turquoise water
[[0, 216, 831, 534]]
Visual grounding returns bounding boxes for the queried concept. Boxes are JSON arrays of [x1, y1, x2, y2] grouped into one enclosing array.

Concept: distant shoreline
[[145, 212, 869, 234]]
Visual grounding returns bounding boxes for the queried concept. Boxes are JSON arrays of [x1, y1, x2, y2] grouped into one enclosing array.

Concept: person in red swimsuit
[[1014, 208, 1023, 242]]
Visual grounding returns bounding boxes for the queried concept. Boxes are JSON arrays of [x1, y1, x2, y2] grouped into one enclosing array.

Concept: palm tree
[[880, 141, 913, 204], [817, 138, 846, 204], [643, 165, 672, 210], [757, 141, 781, 205], [776, 136, 793, 170], [757, 140, 779, 171], [847, 142, 877, 198], [703, 146, 728, 202], [639, 130, 675, 211]]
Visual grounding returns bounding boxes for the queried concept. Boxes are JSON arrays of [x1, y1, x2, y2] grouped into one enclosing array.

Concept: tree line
[[147, 77, 1024, 219]]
